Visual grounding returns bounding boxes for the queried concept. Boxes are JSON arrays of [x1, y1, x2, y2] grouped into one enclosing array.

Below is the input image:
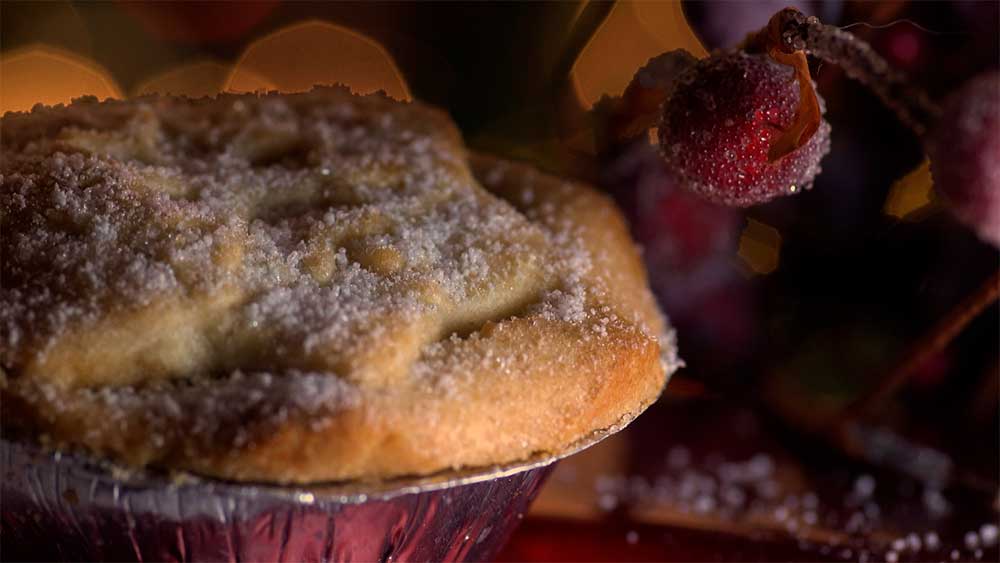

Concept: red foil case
[[1, 428, 613, 562]]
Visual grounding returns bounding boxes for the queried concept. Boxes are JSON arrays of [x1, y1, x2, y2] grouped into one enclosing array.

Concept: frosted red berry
[[658, 51, 831, 207], [927, 71, 1000, 247]]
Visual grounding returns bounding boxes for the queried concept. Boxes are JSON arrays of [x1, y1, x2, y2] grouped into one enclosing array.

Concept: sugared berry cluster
[[616, 7, 998, 247]]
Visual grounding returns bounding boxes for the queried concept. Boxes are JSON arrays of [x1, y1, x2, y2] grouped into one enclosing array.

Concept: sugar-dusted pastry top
[[1, 88, 676, 483]]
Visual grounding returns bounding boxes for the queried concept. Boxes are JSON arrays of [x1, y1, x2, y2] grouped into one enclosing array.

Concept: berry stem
[[770, 8, 940, 136], [837, 268, 1000, 424], [764, 49, 821, 161]]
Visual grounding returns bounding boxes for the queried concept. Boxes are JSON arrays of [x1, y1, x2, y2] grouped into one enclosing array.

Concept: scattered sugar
[[924, 531, 940, 550], [922, 488, 952, 517], [598, 493, 619, 512], [588, 449, 996, 562], [854, 474, 876, 498], [980, 524, 998, 547]]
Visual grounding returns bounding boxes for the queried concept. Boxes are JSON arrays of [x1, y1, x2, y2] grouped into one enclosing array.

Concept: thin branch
[[839, 268, 1000, 423], [772, 8, 940, 136]]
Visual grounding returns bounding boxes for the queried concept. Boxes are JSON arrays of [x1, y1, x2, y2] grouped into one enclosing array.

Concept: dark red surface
[[497, 518, 843, 562]]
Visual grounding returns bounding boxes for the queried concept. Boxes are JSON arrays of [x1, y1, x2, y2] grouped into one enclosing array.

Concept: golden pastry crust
[[1, 89, 676, 483]]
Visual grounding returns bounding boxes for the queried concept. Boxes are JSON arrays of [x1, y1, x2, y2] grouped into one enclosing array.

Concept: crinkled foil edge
[[1, 395, 660, 508]]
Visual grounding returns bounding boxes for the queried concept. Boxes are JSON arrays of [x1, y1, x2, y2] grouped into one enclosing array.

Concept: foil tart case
[[1, 420, 629, 562]]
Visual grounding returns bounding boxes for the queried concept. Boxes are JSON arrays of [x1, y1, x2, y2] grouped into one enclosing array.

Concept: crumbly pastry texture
[[1, 88, 676, 484]]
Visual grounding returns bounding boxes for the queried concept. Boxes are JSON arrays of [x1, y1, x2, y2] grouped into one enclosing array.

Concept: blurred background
[[2, 1, 998, 561]]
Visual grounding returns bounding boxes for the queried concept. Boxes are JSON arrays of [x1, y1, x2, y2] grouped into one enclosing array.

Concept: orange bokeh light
[[571, 1, 706, 107], [1, 45, 122, 114], [884, 159, 936, 220], [738, 218, 782, 275], [225, 20, 411, 101], [134, 60, 276, 98]]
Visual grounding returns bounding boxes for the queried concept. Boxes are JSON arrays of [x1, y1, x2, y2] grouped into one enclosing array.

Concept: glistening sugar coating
[[658, 51, 831, 207], [1, 88, 675, 483]]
